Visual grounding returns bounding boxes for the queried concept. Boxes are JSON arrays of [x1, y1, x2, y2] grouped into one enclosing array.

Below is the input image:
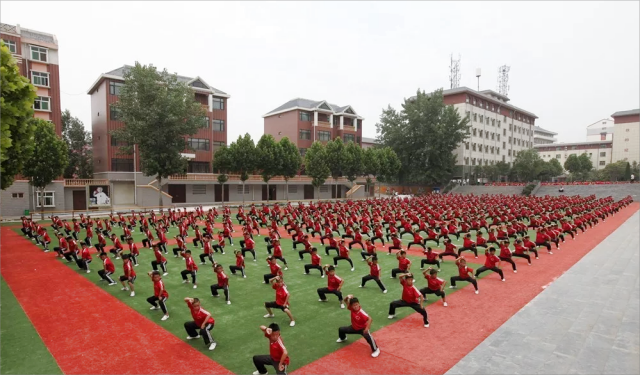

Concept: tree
[[495, 161, 511, 181], [256, 134, 281, 202], [61, 110, 93, 178], [110, 62, 206, 207], [212, 145, 232, 205], [547, 158, 564, 178], [277, 137, 302, 201], [1, 40, 37, 190], [578, 153, 593, 178], [343, 141, 364, 189], [624, 162, 631, 181], [600, 161, 627, 181], [22, 120, 68, 219], [229, 133, 256, 205], [363, 147, 381, 196], [512, 149, 544, 182], [325, 138, 347, 198], [564, 154, 581, 175], [376, 89, 470, 185], [304, 141, 330, 200], [377, 147, 401, 194]]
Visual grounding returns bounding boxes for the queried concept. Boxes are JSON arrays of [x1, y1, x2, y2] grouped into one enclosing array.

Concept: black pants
[[438, 252, 457, 260], [210, 284, 230, 301], [151, 260, 167, 273], [333, 256, 353, 268], [173, 248, 183, 257], [266, 244, 274, 254], [425, 238, 440, 246], [512, 253, 532, 264], [371, 236, 385, 245], [184, 321, 215, 345], [147, 296, 168, 314], [499, 256, 517, 271], [158, 242, 168, 254], [325, 246, 338, 256], [63, 251, 78, 262], [421, 259, 440, 268], [304, 264, 323, 276], [98, 270, 114, 283], [142, 238, 152, 248], [253, 355, 287, 375], [388, 300, 429, 325], [419, 287, 445, 299], [77, 258, 91, 270], [458, 247, 478, 257], [349, 241, 364, 249], [242, 248, 256, 260], [450, 276, 478, 290], [536, 241, 552, 251], [85, 237, 92, 246], [229, 265, 245, 277], [193, 238, 202, 248], [181, 269, 197, 283], [361, 275, 386, 291], [317, 287, 343, 302], [212, 245, 224, 254], [298, 249, 311, 260], [263, 273, 277, 284], [388, 246, 401, 254], [563, 230, 575, 239], [292, 240, 303, 249], [338, 325, 378, 352], [407, 241, 426, 250], [95, 244, 105, 253], [390, 268, 408, 278], [475, 266, 504, 279], [199, 253, 214, 264]]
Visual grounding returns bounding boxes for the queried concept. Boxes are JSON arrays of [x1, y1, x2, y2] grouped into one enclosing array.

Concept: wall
[[91, 79, 108, 173], [0, 181, 65, 218], [536, 146, 612, 170], [113, 181, 135, 205], [264, 110, 298, 144], [612, 121, 640, 164]]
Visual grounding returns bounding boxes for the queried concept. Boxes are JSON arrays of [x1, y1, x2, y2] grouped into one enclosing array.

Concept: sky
[[2, 1, 638, 144]]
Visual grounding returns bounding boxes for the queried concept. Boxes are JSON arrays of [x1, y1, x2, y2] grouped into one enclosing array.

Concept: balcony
[[316, 120, 331, 128], [169, 173, 375, 184], [64, 179, 109, 187]]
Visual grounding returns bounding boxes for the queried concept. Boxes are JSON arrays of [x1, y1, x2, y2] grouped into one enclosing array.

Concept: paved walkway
[[447, 211, 640, 375]]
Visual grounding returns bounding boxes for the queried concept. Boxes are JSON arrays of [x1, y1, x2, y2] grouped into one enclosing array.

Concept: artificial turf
[[15, 219, 500, 374], [0, 276, 63, 375]]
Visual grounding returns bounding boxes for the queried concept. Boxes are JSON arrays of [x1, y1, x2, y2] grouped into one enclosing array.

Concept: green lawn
[[0, 277, 63, 375], [20, 221, 497, 374]]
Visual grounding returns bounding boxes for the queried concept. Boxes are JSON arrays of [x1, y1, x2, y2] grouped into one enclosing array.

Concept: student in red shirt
[[98, 253, 116, 285], [450, 257, 479, 294], [78, 242, 92, 273], [199, 235, 215, 265], [109, 234, 124, 259], [360, 239, 377, 261], [420, 247, 441, 270], [263, 276, 295, 327], [360, 256, 387, 293], [514, 239, 536, 262], [333, 240, 355, 271], [388, 273, 429, 327], [147, 271, 169, 321], [304, 248, 324, 277], [180, 250, 198, 289], [126, 237, 139, 266], [420, 268, 447, 306], [63, 236, 80, 263], [118, 254, 136, 297], [211, 263, 231, 304], [141, 226, 155, 248], [263, 257, 284, 284], [337, 295, 380, 358], [213, 231, 226, 255], [388, 233, 403, 254], [475, 247, 505, 281], [458, 233, 478, 258], [297, 235, 313, 261], [535, 228, 553, 254], [53, 232, 68, 258], [270, 240, 288, 268], [84, 225, 93, 247], [184, 297, 217, 351], [39, 227, 52, 252], [318, 265, 345, 308], [229, 251, 246, 279], [252, 323, 289, 375], [241, 234, 257, 261], [151, 244, 169, 276], [391, 250, 411, 278], [407, 230, 426, 250], [498, 241, 518, 273], [438, 239, 458, 260], [324, 234, 339, 256], [348, 228, 364, 250]]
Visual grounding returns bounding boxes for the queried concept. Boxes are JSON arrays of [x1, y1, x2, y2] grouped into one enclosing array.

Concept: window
[[300, 112, 312, 122], [491, 133, 495, 140], [319, 185, 329, 193], [318, 130, 331, 141], [626, 128, 630, 132], [2, 39, 16, 53], [344, 134, 355, 143], [492, 119, 495, 126], [35, 191, 55, 207], [600, 152, 606, 157], [465, 111, 470, 118], [625, 138, 630, 142], [32, 71, 49, 87], [212, 119, 225, 131], [237, 185, 250, 194], [112, 158, 134, 172], [599, 161, 606, 166], [30, 45, 48, 62], [571, 146, 577, 150], [471, 158, 476, 166], [497, 120, 501, 128], [188, 138, 210, 151], [212, 141, 225, 151], [473, 98, 477, 105], [479, 115, 484, 123], [299, 148, 307, 156], [509, 124, 513, 131], [109, 81, 123, 96], [200, 116, 209, 128], [503, 129, 506, 136], [110, 136, 127, 147], [503, 142, 506, 149], [299, 130, 311, 140], [472, 143, 476, 151], [473, 113, 477, 121], [486, 117, 489, 125], [466, 96, 470, 103], [497, 135, 500, 141], [109, 104, 120, 121], [188, 162, 210, 173], [288, 185, 297, 194], [212, 97, 224, 110], [34, 96, 50, 111], [11, 192, 24, 198], [192, 185, 207, 194], [473, 128, 477, 136], [465, 142, 469, 150], [600, 144, 608, 148]]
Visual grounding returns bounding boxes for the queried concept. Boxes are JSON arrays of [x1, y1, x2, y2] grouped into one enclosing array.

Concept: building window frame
[[187, 138, 210, 151], [212, 119, 225, 132], [200, 116, 210, 129], [2, 39, 17, 53], [188, 161, 211, 174], [300, 112, 312, 122], [109, 104, 120, 121], [35, 191, 55, 207], [109, 81, 124, 96], [212, 97, 224, 110], [299, 130, 311, 140], [34, 96, 51, 111], [192, 184, 207, 194], [11, 192, 24, 198], [112, 158, 134, 172], [299, 148, 307, 156], [30, 45, 48, 62], [31, 71, 50, 87], [318, 130, 331, 141], [344, 134, 355, 143]]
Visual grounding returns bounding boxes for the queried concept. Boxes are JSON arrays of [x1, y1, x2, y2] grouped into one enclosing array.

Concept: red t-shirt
[[425, 251, 438, 261], [123, 261, 136, 278], [154, 249, 166, 263], [457, 264, 473, 279], [427, 275, 444, 291], [267, 335, 290, 365], [328, 274, 342, 291], [187, 301, 214, 326], [153, 279, 169, 298], [103, 258, 115, 273], [338, 245, 349, 258], [274, 283, 289, 306], [398, 257, 411, 271], [269, 263, 283, 277], [368, 262, 381, 277], [216, 270, 229, 287], [311, 253, 321, 266], [185, 257, 198, 271], [350, 307, 370, 330], [273, 245, 283, 258], [235, 256, 245, 268], [484, 253, 500, 268], [401, 279, 421, 304]]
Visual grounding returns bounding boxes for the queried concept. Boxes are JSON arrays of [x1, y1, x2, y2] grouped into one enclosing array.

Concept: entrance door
[[269, 185, 277, 201], [262, 185, 268, 201], [214, 185, 229, 203], [73, 190, 87, 210], [168, 184, 186, 203], [303, 185, 314, 200]]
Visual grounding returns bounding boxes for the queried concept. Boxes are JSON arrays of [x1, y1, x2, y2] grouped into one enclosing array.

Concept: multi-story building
[[535, 141, 613, 171], [611, 109, 640, 165], [361, 137, 379, 149], [263, 98, 364, 156], [586, 119, 615, 142], [533, 126, 558, 145]]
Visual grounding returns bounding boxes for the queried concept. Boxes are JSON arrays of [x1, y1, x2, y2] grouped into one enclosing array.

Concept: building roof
[[361, 137, 378, 144], [533, 140, 612, 148], [586, 119, 614, 129], [480, 89, 510, 102], [409, 86, 538, 119], [0, 23, 58, 46], [533, 126, 558, 136], [611, 109, 640, 117], [263, 98, 363, 119], [87, 65, 229, 97]]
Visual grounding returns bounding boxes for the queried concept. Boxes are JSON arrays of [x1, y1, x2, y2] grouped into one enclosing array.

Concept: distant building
[[586, 119, 615, 142], [361, 137, 378, 149], [534, 140, 612, 171], [611, 109, 640, 165], [263, 98, 364, 156], [533, 126, 558, 145]]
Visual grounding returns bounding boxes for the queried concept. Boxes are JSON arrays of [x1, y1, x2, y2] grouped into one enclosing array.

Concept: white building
[[534, 140, 613, 171], [611, 109, 640, 165], [533, 126, 558, 145], [586, 119, 615, 142]]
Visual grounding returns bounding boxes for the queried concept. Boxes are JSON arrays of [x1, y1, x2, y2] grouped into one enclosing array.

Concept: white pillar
[[313, 111, 318, 127], [354, 118, 358, 131], [329, 114, 333, 128], [208, 94, 213, 112], [340, 116, 344, 130]]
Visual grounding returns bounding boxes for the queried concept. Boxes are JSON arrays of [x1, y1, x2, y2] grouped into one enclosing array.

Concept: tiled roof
[[264, 98, 360, 117], [611, 109, 640, 117]]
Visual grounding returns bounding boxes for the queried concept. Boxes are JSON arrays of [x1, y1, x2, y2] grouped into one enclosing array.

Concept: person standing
[[147, 271, 170, 321], [450, 257, 479, 294], [252, 323, 289, 375], [336, 295, 380, 358], [263, 276, 295, 327], [318, 265, 345, 308], [360, 256, 387, 293], [183, 297, 217, 351], [387, 273, 429, 328], [118, 254, 136, 297], [98, 252, 116, 285]]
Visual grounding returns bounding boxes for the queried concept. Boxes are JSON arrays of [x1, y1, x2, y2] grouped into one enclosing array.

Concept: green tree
[[578, 153, 593, 178], [304, 141, 330, 199], [22, 120, 68, 219], [601, 161, 627, 181], [1, 40, 37, 189], [495, 161, 511, 181], [547, 158, 564, 178], [61, 109, 93, 178], [278, 137, 302, 201], [377, 146, 401, 194], [363, 147, 381, 196], [512, 149, 544, 182], [256, 134, 281, 202], [212, 145, 232, 204], [343, 141, 364, 189], [484, 164, 499, 182], [110, 62, 206, 207], [376, 89, 470, 185], [229, 133, 256, 205], [624, 162, 631, 181], [563, 154, 580, 174], [325, 138, 347, 198]]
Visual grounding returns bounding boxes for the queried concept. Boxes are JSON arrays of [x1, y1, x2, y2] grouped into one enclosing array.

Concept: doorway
[[303, 185, 314, 200], [262, 185, 277, 201], [214, 184, 229, 202], [168, 184, 186, 203], [72, 190, 87, 210]]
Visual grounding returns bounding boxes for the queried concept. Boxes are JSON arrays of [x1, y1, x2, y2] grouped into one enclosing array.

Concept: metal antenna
[[449, 54, 461, 89], [497, 65, 510, 96]]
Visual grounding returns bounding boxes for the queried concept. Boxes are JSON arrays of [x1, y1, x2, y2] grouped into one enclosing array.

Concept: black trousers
[[333, 256, 353, 268], [388, 246, 401, 254], [317, 287, 343, 302], [241, 248, 256, 260], [151, 260, 167, 273], [536, 241, 552, 251], [407, 241, 426, 250], [77, 258, 91, 270], [371, 236, 385, 245], [338, 325, 378, 352], [142, 238, 152, 248], [388, 300, 429, 325], [475, 266, 504, 279], [512, 253, 532, 264], [348, 241, 364, 249], [421, 259, 440, 268], [229, 265, 245, 277], [499, 256, 517, 271], [438, 252, 458, 260], [304, 264, 323, 276], [361, 275, 386, 291], [390, 268, 408, 278], [424, 238, 440, 246], [450, 276, 478, 290], [325, 246, 338, 256], [253, 355, 287, 375], [419, 287, 445, 299], [184, 321, 215, 345], [147, 296, 168, 314], [199, 253, 214, 264], [63, 251, 78, 262], [210, 284, 229, 301], [458, 246, 478, 257], [263, 273, 277, 284], [98, 270, 114, 283], [173, 248, 183, 257], [212, 245, 224, 254], [181, 269, 197, 283], [298, 249, 311, 260]]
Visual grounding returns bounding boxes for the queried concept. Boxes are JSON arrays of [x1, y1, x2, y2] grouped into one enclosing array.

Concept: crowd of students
[[19, 193, 634, 374]]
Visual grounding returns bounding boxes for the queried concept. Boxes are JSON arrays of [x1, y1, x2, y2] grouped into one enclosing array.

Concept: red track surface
[[0, 228, 232, 375], [294, 202, 640, 375]]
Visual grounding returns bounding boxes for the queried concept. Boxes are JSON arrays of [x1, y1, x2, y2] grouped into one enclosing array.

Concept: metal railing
[[64, 179, 109, 186], [169, 174, 375, 184]]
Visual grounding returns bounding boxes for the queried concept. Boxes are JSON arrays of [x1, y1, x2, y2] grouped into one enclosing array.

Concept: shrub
[[522, 183, 536, 196]]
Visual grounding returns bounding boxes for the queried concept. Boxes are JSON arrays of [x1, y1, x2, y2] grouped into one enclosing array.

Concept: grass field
[[16, 222, 492, 374]]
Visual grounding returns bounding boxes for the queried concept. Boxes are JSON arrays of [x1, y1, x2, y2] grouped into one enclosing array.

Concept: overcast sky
[[2, 1, 638, 143]]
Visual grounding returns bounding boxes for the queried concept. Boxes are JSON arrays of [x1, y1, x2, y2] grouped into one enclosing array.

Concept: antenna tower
[[449, 54, 461, 89], [497, 65, 510, 96]]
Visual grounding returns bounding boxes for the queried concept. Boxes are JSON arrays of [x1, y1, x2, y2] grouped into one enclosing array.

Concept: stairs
[[346, 184, 363, 198]]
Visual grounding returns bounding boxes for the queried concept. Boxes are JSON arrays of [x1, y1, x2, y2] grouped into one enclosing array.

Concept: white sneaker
[[264, 314, 274, 318], [383, 289, 388, 294], [243, 275, 247, 278], [549, 252, 553, 255], [163, 272, 169, 276], [513, 270, 517, 273], [372, 348, 381, 358], [351, 268, 355, 272], [134, 264, 139, 267], [340, 303, 345, 309], [150, 306, 159, 310], [443, 302, 448, 307], [536, 257, 539, 259], [200, 262, 206, 265], [161, 314, 169, 321], [337, 337, 347, 343], [359, 285, 363, 288], [108, 282, 117, 286], [290, 321, 296, 327], [182, 280, 188, 284], [227, 301, 231, 305], [449, 286, 455, 289], [502, 278, 506, 282], [86, 270, 91, 273], [130, 291, 135, 297], [321, 274, 325, 278], [252, 371, 262, 375], [424, 324, 430, 328], [475, 290, 479, 294], [115, 257, 120, 260], [284, 267, 288, 271], [388, 315, 395, 319], [187, 335, 201, 340], [193, 284, 198, 289], [319, 299, 326, 302], [121, 287, 128, 291]]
